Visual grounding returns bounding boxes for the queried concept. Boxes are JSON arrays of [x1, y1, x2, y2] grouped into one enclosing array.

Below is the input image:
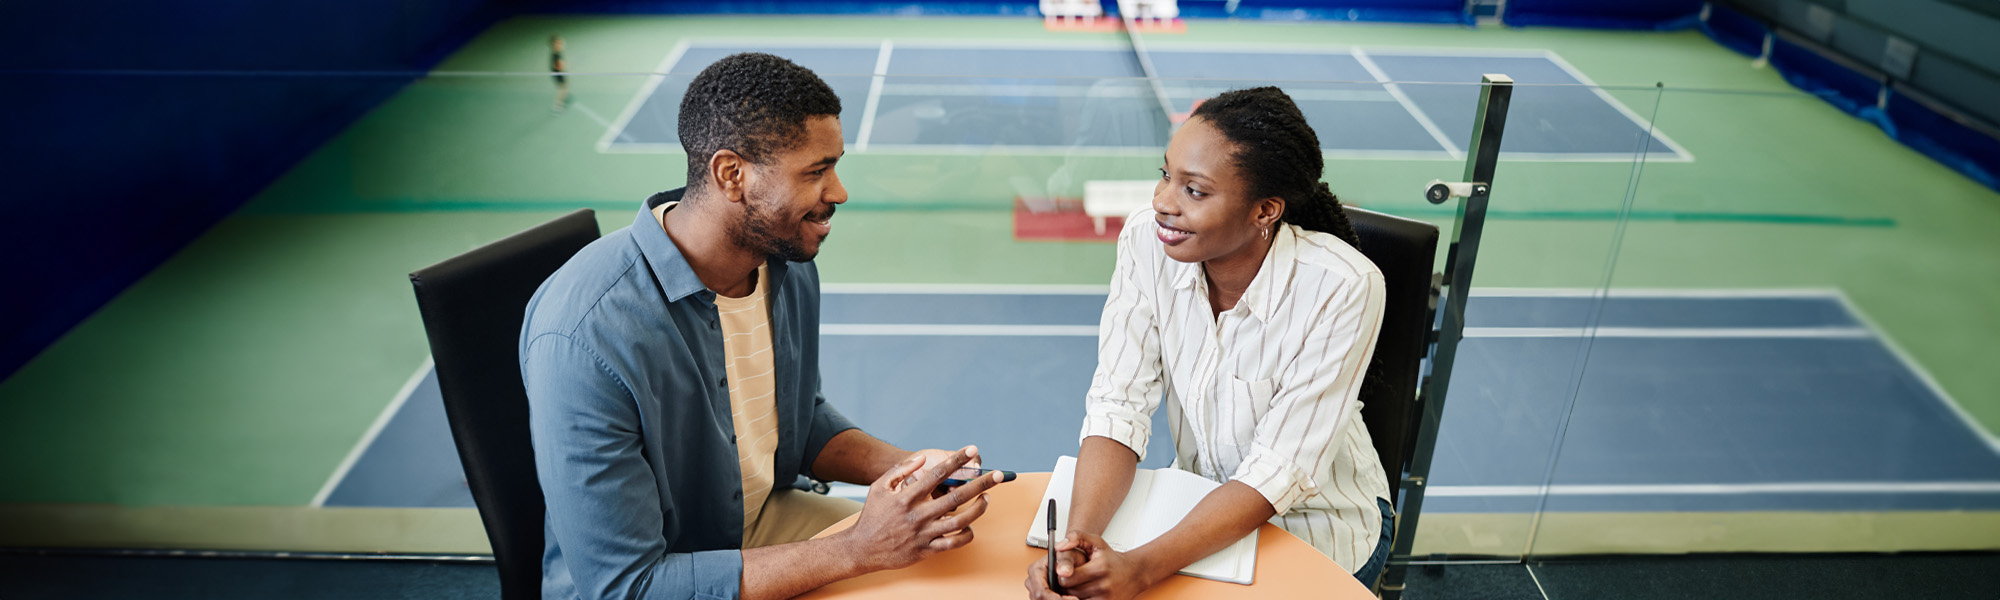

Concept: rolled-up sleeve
[[802, 373, 858, 478], [1078, 213, 1167, 460], [1231, 269, 1385, 515], [524, 333, 743, 600]]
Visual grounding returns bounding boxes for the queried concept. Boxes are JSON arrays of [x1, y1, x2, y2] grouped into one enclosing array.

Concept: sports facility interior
[[3, 0, 1998, 598]]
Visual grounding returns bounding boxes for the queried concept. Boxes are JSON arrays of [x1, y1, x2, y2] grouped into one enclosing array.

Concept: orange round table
[[803, 472, 1375, 599]]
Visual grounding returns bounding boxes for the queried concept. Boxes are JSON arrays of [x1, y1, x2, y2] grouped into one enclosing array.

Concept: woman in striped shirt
[[1027, 87, 1392, 599]]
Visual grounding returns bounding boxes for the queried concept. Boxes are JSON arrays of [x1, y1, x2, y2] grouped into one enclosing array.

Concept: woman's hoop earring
[[1261, 226, 1271, 240]]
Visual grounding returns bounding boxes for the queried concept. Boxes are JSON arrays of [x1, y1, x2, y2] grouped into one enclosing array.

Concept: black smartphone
[[942, 467, 1017, 487]]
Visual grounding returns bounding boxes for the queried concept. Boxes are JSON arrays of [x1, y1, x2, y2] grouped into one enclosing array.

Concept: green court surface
[[1, 15, 1995, 554]]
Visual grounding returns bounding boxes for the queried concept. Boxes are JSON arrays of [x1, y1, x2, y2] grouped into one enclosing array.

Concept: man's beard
[[729, 190, 832, 263]]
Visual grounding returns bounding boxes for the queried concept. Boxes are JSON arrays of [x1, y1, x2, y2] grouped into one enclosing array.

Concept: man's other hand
[[834, 446, 1009, 571]]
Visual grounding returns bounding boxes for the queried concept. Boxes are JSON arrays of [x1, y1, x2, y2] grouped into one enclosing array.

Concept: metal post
[[1380, 73, 1512, 600]]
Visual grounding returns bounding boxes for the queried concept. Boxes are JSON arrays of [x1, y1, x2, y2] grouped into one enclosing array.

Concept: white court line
[[1463, 327, 1872, 339], [596, 40, 690, 154], [600, 141, 1653, 162], [854, 40, 893, 151], [1832, 294, 2000, 455], [1541, 50, 1697, 162], [1498, 151, 1692, 163], [821, 324, 1099, 337], [1352, 47, 1463, 159], [820, 324, 1871, 339], [673, 37, 887, 52], [310, 357, 434, 508], [822, 285, 1853, 299], [858, 145, 1458, 159], [1470, 287, 1844, 299], [879, 83, 1394, 102], [1428, 481, 2000, 497], [569, 101, 627, 141], [823, 283, 1109, 295], [833, 481, 2000, 500]]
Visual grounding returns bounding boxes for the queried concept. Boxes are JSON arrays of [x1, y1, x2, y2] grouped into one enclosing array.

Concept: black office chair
[[409, 209, 600, 600], [1345, 206, 1440, 588]]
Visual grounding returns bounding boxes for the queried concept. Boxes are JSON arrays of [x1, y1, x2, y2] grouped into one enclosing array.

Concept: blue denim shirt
[[519, 189, 858, 600]]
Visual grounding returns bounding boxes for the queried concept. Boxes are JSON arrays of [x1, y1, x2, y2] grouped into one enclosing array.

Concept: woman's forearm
[[1070, 435, 1140, 536], [1128, 481, 1275, 583]]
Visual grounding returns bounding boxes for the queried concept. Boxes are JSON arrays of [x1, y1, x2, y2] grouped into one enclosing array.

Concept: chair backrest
[[1345, 207, 1440, 502], [409, 209, 600, 600]]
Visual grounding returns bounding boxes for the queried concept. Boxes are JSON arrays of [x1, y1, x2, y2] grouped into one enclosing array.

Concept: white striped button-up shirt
[[1079, 208, 1390, 571]]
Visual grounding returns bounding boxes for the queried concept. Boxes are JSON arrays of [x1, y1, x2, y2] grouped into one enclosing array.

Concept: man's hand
[[1026, 531, 1164, 600], [899, 447, 979, 497], [833, 446, 1007, 572]]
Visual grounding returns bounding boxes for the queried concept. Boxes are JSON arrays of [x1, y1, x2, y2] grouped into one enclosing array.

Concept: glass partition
[[1527, 82, 2000, 594], [1376, 78, 1661, 570]]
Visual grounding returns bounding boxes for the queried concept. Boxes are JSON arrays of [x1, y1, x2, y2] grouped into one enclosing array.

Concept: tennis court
[[322, 288, 2000, 522], [604, 40, 1686, 160]]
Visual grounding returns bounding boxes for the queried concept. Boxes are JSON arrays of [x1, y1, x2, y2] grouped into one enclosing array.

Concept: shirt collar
[[1170, 222, 1298, 323], [633, 188, 792, 303], [1243, 223, 1298, 322]]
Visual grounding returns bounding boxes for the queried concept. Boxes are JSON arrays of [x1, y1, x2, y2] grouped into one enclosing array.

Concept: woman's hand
[[1023, 544, 1086, 600], [1026, 531, 1166, 600]]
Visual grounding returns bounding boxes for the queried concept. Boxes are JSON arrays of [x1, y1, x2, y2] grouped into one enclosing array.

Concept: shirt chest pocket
[[1221, 373, 1279, 440]]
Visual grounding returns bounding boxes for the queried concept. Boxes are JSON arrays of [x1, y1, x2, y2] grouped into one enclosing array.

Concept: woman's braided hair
[[1189, 86, 1359, 248]]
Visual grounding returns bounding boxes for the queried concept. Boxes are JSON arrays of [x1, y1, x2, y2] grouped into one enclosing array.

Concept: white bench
[[1083, 180, 1157, 235], [1117, 0, 1180, 21]]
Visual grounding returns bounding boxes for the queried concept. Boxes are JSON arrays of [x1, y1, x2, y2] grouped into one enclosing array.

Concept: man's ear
[[709, 149, 748, 204]]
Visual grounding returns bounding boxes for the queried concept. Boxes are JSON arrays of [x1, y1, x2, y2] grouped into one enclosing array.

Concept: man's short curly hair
[[678, 53, 843, 192]]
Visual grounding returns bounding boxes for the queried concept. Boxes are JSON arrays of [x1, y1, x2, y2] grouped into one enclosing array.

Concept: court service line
[[1469, 287, 1844, 299], [1352, 47, 1463, 159], [823, 283, 1110, 295], [596, 40, 690, 153], [1462, 326, 1872, 339], [818, 324, 1870, 339], [1427, 481, 2000, 497], [821, 324, 1099, 337], [822, 285, 1855, 299], [825, 481, 2000, 500], [854, 40, 894, 151], [310, 357, 435, 508], [825, 284, 1848, 299]]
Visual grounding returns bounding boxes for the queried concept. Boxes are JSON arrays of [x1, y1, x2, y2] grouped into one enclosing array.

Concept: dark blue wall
[[1700, 1, 2000, 191], [1502, 0, 1704, 29], [523, 0, 1473, 24], [0, 1, 512, 380]]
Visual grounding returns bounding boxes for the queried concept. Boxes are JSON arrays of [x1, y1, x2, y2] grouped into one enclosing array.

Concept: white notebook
[[1025, 456, 1258, 585]]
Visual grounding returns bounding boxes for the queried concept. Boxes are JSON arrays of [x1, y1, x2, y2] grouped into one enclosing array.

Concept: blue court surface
[[319, 288, 2000, 514], [599, 41, 1688, 160]]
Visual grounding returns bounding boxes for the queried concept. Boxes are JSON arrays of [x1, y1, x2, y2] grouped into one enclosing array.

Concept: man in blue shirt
[[520, 53, 1008, 600]]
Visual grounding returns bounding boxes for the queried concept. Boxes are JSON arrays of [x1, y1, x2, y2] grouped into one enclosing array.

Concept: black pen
[[1046, 499, 1065, 594]]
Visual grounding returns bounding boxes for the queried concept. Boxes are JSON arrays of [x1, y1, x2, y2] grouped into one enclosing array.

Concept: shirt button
[[718, 377, 727, 388], [709, 320, 717, 330], [732, 489, 742, 501], [729, 434, 737, 444]]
